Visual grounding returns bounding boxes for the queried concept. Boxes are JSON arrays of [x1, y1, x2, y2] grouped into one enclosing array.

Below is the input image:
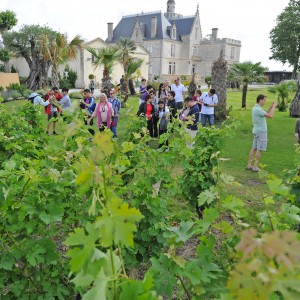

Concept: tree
[[0, 48, 9, 71], [227, 61, 266, 108], [39, 33, 84, 88], [0, 10, 17, 42], [0, 10, 17, 72], [86, 46, 118, 96], [3, 25, 57, 90], [269, 0, 300, 80], [290, 80, 300, 117], [268, 80, 297, 111], [115, 38, 137, 103], [211, 53, 228, 120]]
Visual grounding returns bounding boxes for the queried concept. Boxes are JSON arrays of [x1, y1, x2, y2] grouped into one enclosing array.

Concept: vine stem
[[110, 246, 117, 300], [118, 242, 127, 277], [177, 276, 192, 300], [266, 210, 275, 231]]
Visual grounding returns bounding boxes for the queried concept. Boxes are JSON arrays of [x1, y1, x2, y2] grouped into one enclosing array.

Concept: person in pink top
[[88, 93, 114, 135]]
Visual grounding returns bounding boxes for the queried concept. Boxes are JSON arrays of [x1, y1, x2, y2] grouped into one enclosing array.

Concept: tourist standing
[[137, 94, 155, 137], [80, 89, 96, 127], [171, 77, 186, 109], [246, 94, 277, 172], [60, 87, 71, 111], [108, 89, 121, 138], [139, 78, 147, 105], [295, 118, 300, 144], [45, 87, 62, 135], [88, 93, 114, 133], [182, 97, 200, 149], [89, 79, 95, 94], [199, 88, 218, 127]]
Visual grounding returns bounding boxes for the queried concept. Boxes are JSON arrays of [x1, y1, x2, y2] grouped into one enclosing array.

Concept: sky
[[1, 0, 292, 71]]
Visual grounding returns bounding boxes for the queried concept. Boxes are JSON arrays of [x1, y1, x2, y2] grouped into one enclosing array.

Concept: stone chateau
[[9, 0, 241, 88], [106, 0, 241, 83]]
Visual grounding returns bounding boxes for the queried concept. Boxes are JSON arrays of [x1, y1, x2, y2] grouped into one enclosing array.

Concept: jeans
[[201, 114, 214, 127], [110, 117, 118, 138]]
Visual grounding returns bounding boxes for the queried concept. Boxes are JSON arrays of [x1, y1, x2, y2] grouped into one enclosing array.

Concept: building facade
[[106, 0, 241, 83], [9, 38, 149, 89]]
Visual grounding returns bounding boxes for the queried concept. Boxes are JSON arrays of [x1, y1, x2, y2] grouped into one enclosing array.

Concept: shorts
[[252, 131, 268, 151], [48, 111, 58, 121]]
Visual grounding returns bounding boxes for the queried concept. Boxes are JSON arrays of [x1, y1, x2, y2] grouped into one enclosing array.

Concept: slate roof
[[107, 11, 195, 43]]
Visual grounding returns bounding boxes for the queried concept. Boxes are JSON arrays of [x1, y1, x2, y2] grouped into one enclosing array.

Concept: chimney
[[151, 16, 157, 38], [212, 28, 218, 40], [107, 22, 113, 42]]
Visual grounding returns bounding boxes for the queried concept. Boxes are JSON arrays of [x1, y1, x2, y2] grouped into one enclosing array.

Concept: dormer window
[[172, 28, 176, 39]]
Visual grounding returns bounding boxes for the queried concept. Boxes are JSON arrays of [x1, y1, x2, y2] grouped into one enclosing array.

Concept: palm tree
[[86, 46, 118, 96], [211, 53, 228, 120], [227, 61, 267, 108], [115, 38, 137, 102], [40, 33, 84, 87], [121, 58, 143, 106], [268, 80, 297, 111]]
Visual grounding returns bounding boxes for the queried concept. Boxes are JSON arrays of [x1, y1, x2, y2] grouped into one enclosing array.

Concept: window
[[147, 43, 153, 54], [230, 47, 235, 59], [172, 28, 176, 39], [168, 62, 175, 74], [149, 64, 152, 75], [136, 28, 139, 38], [195, 26, 198, 39], [171, 44, 175, 57], [91, 55, 95, 62], [192, 45, 197, 56]]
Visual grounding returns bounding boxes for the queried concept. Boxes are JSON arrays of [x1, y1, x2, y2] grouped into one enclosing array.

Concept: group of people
[[137, 77, 219, 148], [28, 87, 71, 135], [28, 78, 299, 173]]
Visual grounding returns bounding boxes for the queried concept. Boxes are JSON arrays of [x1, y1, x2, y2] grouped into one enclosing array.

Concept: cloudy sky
[[1, 0, 291, 71]]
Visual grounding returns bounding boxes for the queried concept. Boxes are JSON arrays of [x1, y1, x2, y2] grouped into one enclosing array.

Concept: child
[[157, 100, 170, 147]]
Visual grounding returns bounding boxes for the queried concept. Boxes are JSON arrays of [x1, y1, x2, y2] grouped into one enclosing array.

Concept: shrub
[[10, 91, 22, 99], [59, 78, 70, 89], [0, 64, 4, 72], [69, 92, 82, 99], [67, 69, 77, 88], [0, 86, 3, 92], [19, 76, 27, 85], [6, 83, 20, 91], [88, 74, 95, 80], [10, 64, 18, 73], [0, 96, 4, 103]]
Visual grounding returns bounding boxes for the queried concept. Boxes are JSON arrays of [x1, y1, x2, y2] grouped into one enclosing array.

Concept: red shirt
[[146, 104, 152, 120]]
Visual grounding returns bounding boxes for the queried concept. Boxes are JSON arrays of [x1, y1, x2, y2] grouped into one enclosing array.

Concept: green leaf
[[198, 186, 219, 206], [82, 269, 109, 300], [266, 178, 289, 196], [96, 197, 143, 247]]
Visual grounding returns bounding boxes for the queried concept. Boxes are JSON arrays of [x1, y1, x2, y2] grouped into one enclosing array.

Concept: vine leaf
[[96, 197, 143, 247], [228, 229, 300, 299]]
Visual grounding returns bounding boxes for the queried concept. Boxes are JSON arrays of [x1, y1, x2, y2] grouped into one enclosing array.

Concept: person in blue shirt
[[60, 87, 71, 111], [108, 89, 121, 138], [80, 89, 96, 127]]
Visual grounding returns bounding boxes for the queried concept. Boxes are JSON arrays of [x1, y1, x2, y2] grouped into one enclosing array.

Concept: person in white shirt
[[171, 77, 186, 109], [28, 92, 50, 106], [199, 88, 218, 127]]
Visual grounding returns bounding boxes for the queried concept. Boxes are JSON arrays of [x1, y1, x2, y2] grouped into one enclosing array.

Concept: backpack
[[28, 94, 39, 104]]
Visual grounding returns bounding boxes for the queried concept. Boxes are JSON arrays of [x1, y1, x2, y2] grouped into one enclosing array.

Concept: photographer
[[199, 88, 218, 127], [80, 89, 95, 127]]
